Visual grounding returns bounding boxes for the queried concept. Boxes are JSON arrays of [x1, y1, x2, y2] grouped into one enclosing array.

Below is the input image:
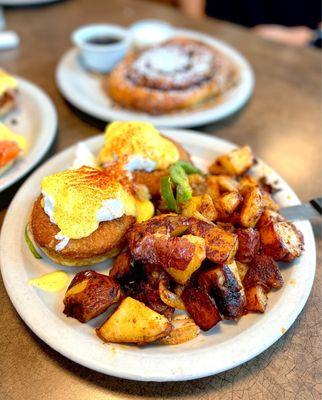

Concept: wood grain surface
[[0, 0, 321, 398]]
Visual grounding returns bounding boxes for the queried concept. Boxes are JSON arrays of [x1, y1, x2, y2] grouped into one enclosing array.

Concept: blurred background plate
[[0, 129, 315, 381], [0, 77, 57, 192], [56, 29, 254, 128], [0, 0, 60, 5]]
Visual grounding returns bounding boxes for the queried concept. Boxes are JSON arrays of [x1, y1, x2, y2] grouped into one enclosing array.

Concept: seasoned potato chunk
[[63, 270, 121, 323], [205, 226, 238, 264], [257, 209, 283, 229], [236, 261, 249, 281], [210, 146, 254, 176], [96, 297, 172, 344], [109, 249, 132, 281], [243, 254, 283, 291], [181, 286, 221, 331], [181, 194, 218, 221], [188, 174, 207, 196], [245, 286, 268, 313], [214, 175, 238, 192], [238, 175, 259, 194], [262, 191, 279, 211], [218, 191, 242, 216], [240, 187, 263, 227], [167, 235, 206, 284], [259, 221, 304, 262], [198, 264, 245, 319], [236, 227, 260, 263], [205, 175, 221, 200]]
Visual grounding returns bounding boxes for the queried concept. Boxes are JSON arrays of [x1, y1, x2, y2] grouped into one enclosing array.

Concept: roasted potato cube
[[188, 174, 207, 196], [63, 271, 121, 323], [262, 191, 279, 211], [236, 261, 249, 281], [259, 221, 304, 262], [238, 175, 259, 194], [205, 226, 238, 264], [167, 235, 206, 284], [205, 175, 221, 200], [240, 187, 263, 227], [243, 254, 283, 291], [109, 249, 132, 281], [181, 194, 218, 221], [236, 227, 260, 263], [198, 264, 246, 319], [216, 175, 238, 192], [245, 286, 268, 313], [218, 191, 242, 216], [212, 146, 254, 176], [181, 287, 221, 331], [257, 209, 283, 229], [96, 297, 172, 344]]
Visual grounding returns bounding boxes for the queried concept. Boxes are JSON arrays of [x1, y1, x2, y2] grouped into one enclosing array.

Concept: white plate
[[0, 130, 315, 382], [0, 77, 57, 192], [56, 29, 254, 128]]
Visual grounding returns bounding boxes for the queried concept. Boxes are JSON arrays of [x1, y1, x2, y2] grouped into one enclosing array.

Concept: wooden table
[[0, 0, 321, 398]]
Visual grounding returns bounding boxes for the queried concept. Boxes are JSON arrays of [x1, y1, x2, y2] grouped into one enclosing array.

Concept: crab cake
[[29, 165, 137, 266]]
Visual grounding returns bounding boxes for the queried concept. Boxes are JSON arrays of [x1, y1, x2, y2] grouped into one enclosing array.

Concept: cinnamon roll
[[105, 38, 239, 114]]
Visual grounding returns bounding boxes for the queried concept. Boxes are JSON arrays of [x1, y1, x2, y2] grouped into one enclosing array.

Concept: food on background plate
[[0, 69, 18, 117], [105, 38, 238, 114], [0, 122, 27, 176], [99, 121, 191, 197], [48, 128, 303, 347]]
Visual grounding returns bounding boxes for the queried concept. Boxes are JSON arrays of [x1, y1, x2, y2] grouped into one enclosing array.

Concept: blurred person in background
[[177, 0, 322, 47]]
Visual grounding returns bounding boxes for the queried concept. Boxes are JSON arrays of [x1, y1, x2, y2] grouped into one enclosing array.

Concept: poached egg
[[99, 121, 179, 171]]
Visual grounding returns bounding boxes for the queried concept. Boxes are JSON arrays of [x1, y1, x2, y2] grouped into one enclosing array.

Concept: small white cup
[[129, 20, 174, 49], [72, 24, 131, 73]]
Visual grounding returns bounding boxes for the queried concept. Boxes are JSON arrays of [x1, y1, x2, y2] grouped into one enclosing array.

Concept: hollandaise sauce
[[99, 121, 180, 171], [28, 271, 69, 292]]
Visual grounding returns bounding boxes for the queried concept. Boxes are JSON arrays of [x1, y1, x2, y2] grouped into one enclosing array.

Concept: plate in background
[[0, 77, 57, 192], [0, 129, 315, 381], [56, 29, 254, 128]]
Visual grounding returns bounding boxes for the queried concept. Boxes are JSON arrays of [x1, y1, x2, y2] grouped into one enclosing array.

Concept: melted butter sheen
[[99, 121, 180, 170], [41, 166, 136, 240], [28, 271, 69, 292]]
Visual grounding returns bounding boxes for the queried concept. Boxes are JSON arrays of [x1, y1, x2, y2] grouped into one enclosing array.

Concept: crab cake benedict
[[0, 69, 18, 117], [29, 165, 137, 266], [98, 121, 191, 197]]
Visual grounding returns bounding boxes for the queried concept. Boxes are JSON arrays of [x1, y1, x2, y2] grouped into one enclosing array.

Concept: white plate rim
[[0, 129, 316, 382], [0, 77, 57, 192], [55, 28, 255, 128]]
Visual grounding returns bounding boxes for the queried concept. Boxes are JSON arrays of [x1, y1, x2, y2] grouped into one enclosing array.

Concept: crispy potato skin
[[204, 226, 238, 264], [181, 287, 221, 331], [31, 195, 135, 265], [109, 249, 132, 281], [198, 265, 245, 319], [129, 233, 196, 270], [243, 254, 283, 291], [259, 221, 304, 262], [63, 271, 121, 323], [236, 227, 260, 263]]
